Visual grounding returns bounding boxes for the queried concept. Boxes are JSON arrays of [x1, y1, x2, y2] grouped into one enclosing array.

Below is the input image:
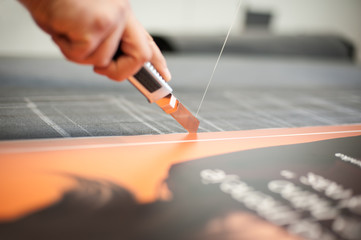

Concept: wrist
[[18, 0, 47, 13]]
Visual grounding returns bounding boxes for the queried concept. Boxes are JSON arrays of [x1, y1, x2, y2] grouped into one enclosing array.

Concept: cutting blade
[[156, 94, 199, 133], [170, 102, 200, 133]]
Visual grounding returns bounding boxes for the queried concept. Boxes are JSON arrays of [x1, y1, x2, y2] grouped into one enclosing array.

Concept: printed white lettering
[[333, 216, 361, 240], [281, 170, 297, 179], [201, 170, 300, 226], [338, 195, 361, 215], [200, 169, 226, 184], [335, 153, 361, 168], [268, 180, 339, 220], [300, 172, 352, 200]]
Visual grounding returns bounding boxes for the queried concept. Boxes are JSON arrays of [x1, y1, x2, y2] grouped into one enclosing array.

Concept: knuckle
[[61, 45, 90, 63], [135, 47, 152, 64], [131, 54, 147, 68], [138, 53, 150, 64], [95, 58, 111, 68], [92, 14, 112, 32], [118, 0, 130, 15], [71, 47, 91, 62], [109, 72, 126, 82], [49, 19, 62, 32], [63, 52, 81, 64]]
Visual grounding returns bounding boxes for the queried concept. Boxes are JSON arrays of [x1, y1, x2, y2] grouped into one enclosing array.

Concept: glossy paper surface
[[1, 124, 360, 221]]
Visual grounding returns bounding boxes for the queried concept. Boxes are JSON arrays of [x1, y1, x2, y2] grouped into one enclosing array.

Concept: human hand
[[19, 0, 171, 81]]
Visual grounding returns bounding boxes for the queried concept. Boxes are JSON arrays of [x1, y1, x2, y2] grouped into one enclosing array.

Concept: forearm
[[18, 0, 45, 12], [17, 0, 53, 33]]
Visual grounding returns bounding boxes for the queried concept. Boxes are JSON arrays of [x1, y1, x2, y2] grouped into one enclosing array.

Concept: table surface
[[0, 55, 360, 140]]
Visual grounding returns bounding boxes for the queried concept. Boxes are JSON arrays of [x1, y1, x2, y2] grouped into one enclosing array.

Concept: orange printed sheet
[[1, 124, 361, 222]]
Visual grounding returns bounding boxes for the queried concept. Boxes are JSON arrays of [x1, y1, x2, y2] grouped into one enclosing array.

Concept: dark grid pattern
[[0, 56, 360, 140]]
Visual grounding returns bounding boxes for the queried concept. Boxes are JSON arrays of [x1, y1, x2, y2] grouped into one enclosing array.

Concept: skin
[[18, 0, 171, 82]]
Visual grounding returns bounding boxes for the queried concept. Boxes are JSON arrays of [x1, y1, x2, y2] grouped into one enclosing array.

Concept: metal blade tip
[[171, 103, 200, 133]]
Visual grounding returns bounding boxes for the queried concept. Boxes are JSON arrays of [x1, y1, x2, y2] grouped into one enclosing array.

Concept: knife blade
[[155, 93, 199, 133], [112, 48, 199, 133]]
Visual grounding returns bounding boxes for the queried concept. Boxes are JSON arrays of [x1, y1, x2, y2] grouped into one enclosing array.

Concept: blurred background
[[1, 0, 360, 63]]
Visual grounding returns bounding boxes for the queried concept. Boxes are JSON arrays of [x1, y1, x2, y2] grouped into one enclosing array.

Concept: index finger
[[94, 14, 151, 81]]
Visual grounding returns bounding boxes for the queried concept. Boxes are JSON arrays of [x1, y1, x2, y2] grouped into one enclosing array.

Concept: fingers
[[80, 26, 122, 67], [52, 35, 90, 61], [94, 14, 151, 81], [50, 0, 129, 66], [46, 0, 171, 83], [55, 23, 125, 67], [149, 37, 171, 82], [94, 15, 171, 82], [52, 17, 124, 67]]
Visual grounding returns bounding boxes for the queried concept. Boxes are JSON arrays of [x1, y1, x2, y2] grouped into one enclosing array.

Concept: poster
[[0, 125, 360, 240]]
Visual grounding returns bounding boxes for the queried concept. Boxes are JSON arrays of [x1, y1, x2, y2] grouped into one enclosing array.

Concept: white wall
[[245, 0, 361, 61], [131, 0, 242, 35], [1, 0, 361, 60], [249, 0, 361, 42], [0, 0, 61, 57]]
